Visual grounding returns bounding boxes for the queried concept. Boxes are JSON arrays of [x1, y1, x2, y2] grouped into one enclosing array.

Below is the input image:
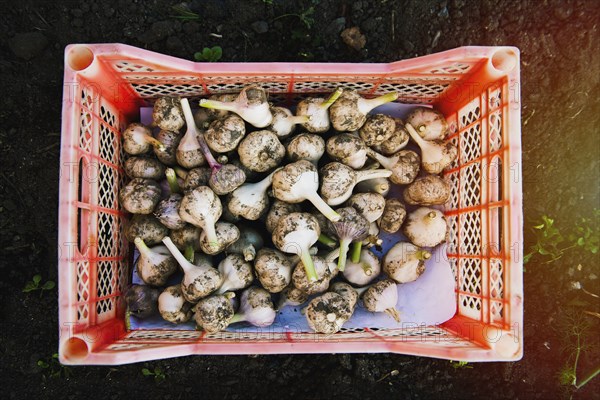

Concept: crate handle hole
[[62, 337, 89, 361], [491, 49, 517, 74], [67, 46, 94, 71]]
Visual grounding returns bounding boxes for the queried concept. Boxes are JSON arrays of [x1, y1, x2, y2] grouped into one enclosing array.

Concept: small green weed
[[170, 5, 200, 20], [194, 46, 223, 62], [23, 274, 55, 297], [449, 360, 473, 369], [37, 353, 73, 380], [142, 366, 166, 384]]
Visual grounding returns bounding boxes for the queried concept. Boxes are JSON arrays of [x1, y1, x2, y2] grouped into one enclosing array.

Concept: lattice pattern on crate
[[460, 258, 482, 295], [128, 330, 202, 340], [490, 259, 504, 299], [445, 172, 460, 211], [79, 109, 93, 154], [206, 80, 288, 94], [428, 63, 472, 75], [488, 86, 502, 110], [113, 60, 156, 72], [459, 162, 482, 208], [446, 214, 459, 255], [378, 82, 449, 101], [124, 75, 200, 82], [489, 110, 503, 152], [293, 80, 375, 93], [445, 134, 460, 170], [459, 211, 482, 255], [98, 212, 118, 257], [99, 127, 118, 166], [459, 293, 482, 319], [448, 257, 459, 292], [460, 123, 482, 164], [96, 261, 116, 315], [98, 164, 118, 210], [77, 261, 90, 321], [131, 83, 206, 99], [459, 99, 481, 128]]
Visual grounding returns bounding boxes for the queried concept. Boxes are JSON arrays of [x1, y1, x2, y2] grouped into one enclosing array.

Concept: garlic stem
[[384, 308, 401, 322], [299, 248, 318, 282], [351, 241, 362, 263], [290, 115, 311, 124], [229, 313, 246, 324], [305, 191, 341, 222], [337, 239, 351, 271], [320, 88, 343, 110], [162, 236, 193, 273], [181, 98, 221, 171], [165, 168, 181, 194], [416, 250, 432, 260], [198, 98, 238, 113], [318, 233, 337, 248], [325, 247, 341, 263], [184, 245, 194, 263], [361, 262, 373, 276], [405, 122, 428, 148], [174, 166, 188, 179], [144, 135, 166, 151], [355, 168, 393, 184], [358, 92, 399, 115], [203, 215, 219, 248], [134, 237, 152, 257]]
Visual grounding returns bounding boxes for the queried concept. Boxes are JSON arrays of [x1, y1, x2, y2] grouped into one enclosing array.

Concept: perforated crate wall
[[59, 44, 522, 365]]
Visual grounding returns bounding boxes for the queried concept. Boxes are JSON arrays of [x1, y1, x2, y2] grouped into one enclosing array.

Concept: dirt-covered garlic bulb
[[277, 286, 309, 310], [153, 193, 186, 230], [134, 237, 178, 286], [238, 130, 285, 172], [406, 107, 448, 141], [200, 221, 240, 255], [272, 160, 340, 222], [374, 117, 409, 156], [152, 129, 181, 166], [306, 292, 353, 334], [358, 114, 396, 146], [208, 163, 246, 196], [254, 248, 292, 293], [403, 175, 451, 206], [378, 198, 406, 234], [295, 89, 343, 133], [354, 176, 391, 197], [120, 178, 162, 214], [170, 224, 201, 251], [204, 114, 246, 153], [125, 214, 168, 246], [329, 89, 398, 132], [125, 157, 166, 180], [319, 162, 392, 206], [193, 293, 235, 333], [330, 281, 359, 310], [405, 123, 457, 174], [178, 186, 222, 249], [226, 170, 276, 221], [125, 285, 161, 319], [152, 97, 185, 131], [326, 133, 369, 169], [346, 192, 386, 223], [159, 285, 193, 324], [123, 123, 164, 155], [286, 133, 325, 165], [163, 237, 223, 302], [291, 256, 338, 295], [265, 200, 302, 233], [362, 279, 400, 322], [383, 241, 431, 283], [403, 207, 447, 248], [182, 167, 211, 192], [366, 148, 421, 185]]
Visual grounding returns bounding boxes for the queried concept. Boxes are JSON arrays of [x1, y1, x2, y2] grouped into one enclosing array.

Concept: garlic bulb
[[305, 292, 353, 334], [319, 162, 392, 206], [329, 90, 398, 132], [154, 193, 186, 230], [383, 242, 431, 283], [134, 237, 178, 287], [342, 248, 380, 287], [230, 287, 276, 327], [204, 114, 246, 153], [199, 221, 240, 255], [226, 170, 276, 221], [402, 207, 447, 248], [358, 114, 396, 146], [325, 133, 368, 169], [405, 123, 458, 174], [238, 130, 285, 172], [162, 237, 223, 303], [193, 293, 235, 333], [269, 106, 310, 138], [227, 225, 264, 261], [406, 107, 448, 141], [120, 178, 162, 214], [346, 192, 386, 223], [178, 186, 222, 248], [254, 248, 292, 293], [169, 224, 201, 251], [123, 123, 164, 155], [296, 89, 343, 133], [330, 281, 359, 310], [362, 278, 400, 322], [125, 157, 166, 180], [291, 256, 338, 295], [366, 148, 421, 185], [286, 133, 325, 165], [158, 285, 193, 324], [215, 254, 254, 294], [277, 286, 308, 310], [378, 198, 406, 234], [152, 97, 185, 131], [199, 85, 273, 128], [125, 214, 168, 246], [403, 175, 451, 206], [265, 200, 302, 233]]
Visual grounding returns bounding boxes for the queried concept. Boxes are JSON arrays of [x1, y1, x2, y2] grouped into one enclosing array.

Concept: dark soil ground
[[1, 0, 599, 399]]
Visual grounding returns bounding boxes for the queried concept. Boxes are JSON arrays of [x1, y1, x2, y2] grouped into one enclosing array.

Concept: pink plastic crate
[[58, 44, 523, 365]]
